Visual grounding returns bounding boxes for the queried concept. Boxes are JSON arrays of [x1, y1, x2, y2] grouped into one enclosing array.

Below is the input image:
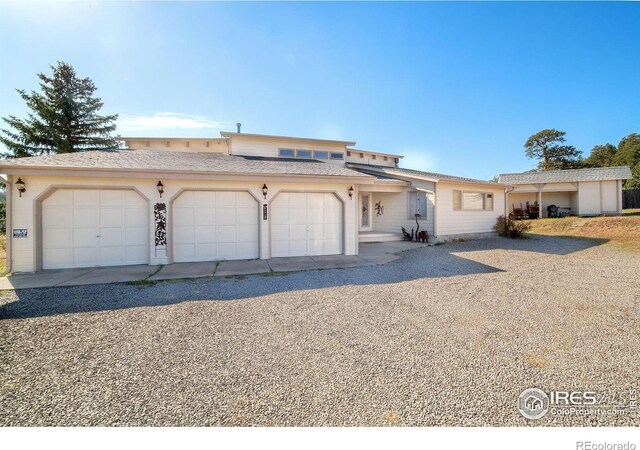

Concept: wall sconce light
[[156, 180, 164, 198], [262, 184, 268, 199], [348, 186, 354, 200], [15, 178, 26, 197]]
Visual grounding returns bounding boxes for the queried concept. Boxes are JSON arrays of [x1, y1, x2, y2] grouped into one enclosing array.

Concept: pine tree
[[524, 129, 583, 171], [0, 62, 118, 158]]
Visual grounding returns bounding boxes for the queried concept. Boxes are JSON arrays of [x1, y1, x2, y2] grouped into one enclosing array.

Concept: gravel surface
[[1, 236, 638, 426]]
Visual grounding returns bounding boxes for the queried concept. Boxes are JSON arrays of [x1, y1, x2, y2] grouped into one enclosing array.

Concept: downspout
[[0, 175, 11, 275]]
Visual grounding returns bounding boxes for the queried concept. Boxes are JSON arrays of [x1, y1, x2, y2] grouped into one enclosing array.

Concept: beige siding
[[125, 139, 228, 153], [7, 174, 358, 273], [601, 180, 618, 213], [346, 152, 397, 167], [435, 182, 505, 237], [370, 190, 435, 237], [578, 181, 601, 215]]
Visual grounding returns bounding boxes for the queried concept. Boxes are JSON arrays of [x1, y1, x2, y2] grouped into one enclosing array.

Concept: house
[[499, 166, 632, 218], [0, 130, 507, 273]]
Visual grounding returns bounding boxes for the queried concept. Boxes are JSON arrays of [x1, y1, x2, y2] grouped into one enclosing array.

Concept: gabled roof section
[[499, 166, 632, 184], [220, 131, 356, 146], [0, 149, 372, 179], [347, 163, 504, 186]]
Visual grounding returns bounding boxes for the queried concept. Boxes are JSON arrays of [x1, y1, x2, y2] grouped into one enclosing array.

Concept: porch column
[[537, 185, 542, 218]]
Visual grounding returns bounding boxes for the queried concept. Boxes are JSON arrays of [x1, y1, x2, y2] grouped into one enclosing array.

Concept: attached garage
[[172, 190, 259, 262], [271, 192, 343, 257], [41, 189, 148, 269]]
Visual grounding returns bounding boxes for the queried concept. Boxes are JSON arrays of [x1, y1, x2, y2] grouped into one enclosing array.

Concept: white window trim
[[279, 148, 295, 157], [453, 190, 495, 211], [313, 151, 329, 159], [330, 152, 344, 160], [296, 149, 313, 159]]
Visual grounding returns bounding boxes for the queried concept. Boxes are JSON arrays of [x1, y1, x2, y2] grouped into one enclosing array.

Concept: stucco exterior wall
[[435, 182, 505, 238], [7, 174, 358, 273]]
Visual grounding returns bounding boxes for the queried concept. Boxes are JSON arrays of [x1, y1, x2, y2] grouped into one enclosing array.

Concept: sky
[[1, 1, 639, 180]]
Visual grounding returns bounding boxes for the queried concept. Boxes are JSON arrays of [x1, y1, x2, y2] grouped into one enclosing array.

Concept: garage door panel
[[100, 208, 123, 227], [43, 228, 72, 248], [126, 227, 147, 244], [217, 226, 238, 243], [99, 227, 123, 246], [215, 208, 237, 225], [73, 190, 98, 206], [43, 189, 148, 269], [73, 247, 97, 267], [73, 208, 98, 227], [99, 190, 123, 207], [173, 190, 258, 262], [237, 224, 258, 242], [215, 192, 237, 207], [271, 192, 343, 257], [43, 207, 73, 227], [196, 207, 216, 224]]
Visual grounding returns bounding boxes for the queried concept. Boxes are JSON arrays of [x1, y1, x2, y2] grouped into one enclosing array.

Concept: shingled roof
[[499, 166, 632, 185], [0, 149, 371, 178], [347, 163, 503, 186]]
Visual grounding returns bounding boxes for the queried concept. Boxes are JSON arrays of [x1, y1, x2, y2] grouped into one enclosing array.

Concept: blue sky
[[1, 1, 638, 179]]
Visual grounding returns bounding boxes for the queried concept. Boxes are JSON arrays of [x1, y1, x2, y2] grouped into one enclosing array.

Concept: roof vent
[[236, 123, 241, 133]]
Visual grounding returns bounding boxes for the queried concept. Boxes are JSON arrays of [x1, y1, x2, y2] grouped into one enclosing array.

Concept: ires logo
[[519, 389, 598, 419], [550, 391, 597, 406]]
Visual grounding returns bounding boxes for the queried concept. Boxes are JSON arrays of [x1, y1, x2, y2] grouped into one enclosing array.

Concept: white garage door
[[271, 192, 343, 257], [42, 189, 148, 269], [173, 191, 259, 262]]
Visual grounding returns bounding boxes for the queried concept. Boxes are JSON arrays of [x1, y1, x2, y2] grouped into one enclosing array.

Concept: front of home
[[0, 131, 508, 273]]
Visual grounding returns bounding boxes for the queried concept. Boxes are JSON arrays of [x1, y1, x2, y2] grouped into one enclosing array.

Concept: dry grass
[[0, 234, 5, 274], [525, 209, 640, 253]]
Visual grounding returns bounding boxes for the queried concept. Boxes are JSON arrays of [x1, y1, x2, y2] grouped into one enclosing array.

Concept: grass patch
[[0, 234, 5, 274], [524, 211, 640, 253], [127, 279, 157, 287]]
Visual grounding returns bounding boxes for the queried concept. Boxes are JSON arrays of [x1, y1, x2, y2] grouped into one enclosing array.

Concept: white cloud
[[118, 112, 229, 132]]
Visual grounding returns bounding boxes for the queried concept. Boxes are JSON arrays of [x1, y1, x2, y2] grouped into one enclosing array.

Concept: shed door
[[42, 189, 148, 269], [173, 191, 259, 262], [271, 192, 343, 257]]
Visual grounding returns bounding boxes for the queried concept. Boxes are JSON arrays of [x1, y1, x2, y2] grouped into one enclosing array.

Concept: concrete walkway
[[0, 241, 429, 291]]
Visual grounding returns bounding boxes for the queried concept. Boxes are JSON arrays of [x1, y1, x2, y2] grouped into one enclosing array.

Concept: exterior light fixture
[[15, 178, 26, 197], [156, 180, 164, 198], [348, 186, 354, 199], [262, 184, 268, 199]]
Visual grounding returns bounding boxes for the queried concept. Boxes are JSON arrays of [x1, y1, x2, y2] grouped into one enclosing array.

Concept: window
[[453, 190, 494, 211], [279, 148, 295, 157], [360, 153, 364, 158], [347, 151, 351, 157], [330, 152, 344, 160], [313, 151, 328, 159], [408, 191, 428, 219], [384, 156, 388, 161], [297, 149, 312, 158], [372, 154, 377, 160]]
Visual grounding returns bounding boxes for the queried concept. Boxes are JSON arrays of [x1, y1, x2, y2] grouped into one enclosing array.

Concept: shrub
[[494, 215, 531, 238]]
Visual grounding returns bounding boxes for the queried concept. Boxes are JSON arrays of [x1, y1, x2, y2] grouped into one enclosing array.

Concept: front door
[[360, 193, 372, 231]]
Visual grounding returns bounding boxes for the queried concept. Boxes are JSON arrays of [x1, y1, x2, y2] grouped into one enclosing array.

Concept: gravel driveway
[[1, 236, 638, 426]]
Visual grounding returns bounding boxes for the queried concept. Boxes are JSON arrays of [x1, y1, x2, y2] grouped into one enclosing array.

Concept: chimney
[[236, 123, 242, 133]]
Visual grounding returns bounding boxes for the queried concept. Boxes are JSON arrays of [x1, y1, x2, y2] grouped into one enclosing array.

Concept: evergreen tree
[[583, 143, 618, 168], [0, 62, 118, 158], [524, 129, 583, 171]]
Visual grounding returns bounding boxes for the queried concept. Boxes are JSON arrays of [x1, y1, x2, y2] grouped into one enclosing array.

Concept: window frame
[[278, 148, 295, 157], [330, 152, 344, 160], [296, 149, 312, 159], [452, 190, 495, 211], [313, 150, 329, 159]]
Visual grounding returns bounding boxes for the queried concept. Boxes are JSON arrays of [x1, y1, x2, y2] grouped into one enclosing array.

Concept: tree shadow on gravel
[[0, 236, 604, 320]]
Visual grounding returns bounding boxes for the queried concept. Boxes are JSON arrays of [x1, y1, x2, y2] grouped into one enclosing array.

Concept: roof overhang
[[0, 165, 375, 185], [347, 148, 404, 159], [220, 131, 356, 146]]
